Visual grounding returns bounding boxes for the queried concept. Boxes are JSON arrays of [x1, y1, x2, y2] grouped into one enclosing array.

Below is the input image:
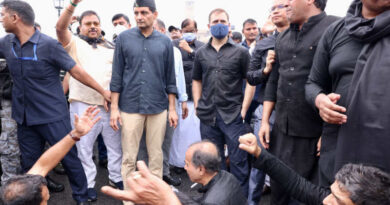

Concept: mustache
[[88, 28, 98, 33]]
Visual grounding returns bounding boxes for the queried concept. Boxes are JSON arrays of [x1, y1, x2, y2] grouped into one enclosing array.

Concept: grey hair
[[190, 140, 221, 174]]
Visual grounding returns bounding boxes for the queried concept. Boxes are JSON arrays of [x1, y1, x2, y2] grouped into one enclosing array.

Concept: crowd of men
[[0, 0, 390, 204]]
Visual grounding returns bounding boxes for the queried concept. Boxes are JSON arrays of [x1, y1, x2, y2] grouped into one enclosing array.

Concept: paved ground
[[47, 161, 271, 205], [47, 158, 271, 205]]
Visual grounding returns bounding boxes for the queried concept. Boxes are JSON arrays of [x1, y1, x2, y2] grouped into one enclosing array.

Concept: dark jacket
[[264, 12, 339, 137], [254, 150, 330, 205]]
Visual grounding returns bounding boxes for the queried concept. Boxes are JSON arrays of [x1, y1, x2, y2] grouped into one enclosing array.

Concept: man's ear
[[153, 10, 158, 19], [199, 166, 206, 176]]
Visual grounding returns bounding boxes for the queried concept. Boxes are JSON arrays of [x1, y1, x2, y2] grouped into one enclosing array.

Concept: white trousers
[[169, 101, 201, 167], [70, 101, 122, 188]]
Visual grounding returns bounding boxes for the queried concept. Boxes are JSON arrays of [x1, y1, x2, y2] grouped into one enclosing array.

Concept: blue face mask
[[183, 33, 197, 42], [210, 24, 229, 39]]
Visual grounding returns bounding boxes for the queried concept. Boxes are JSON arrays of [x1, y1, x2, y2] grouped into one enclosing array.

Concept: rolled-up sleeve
[[305, 30, 332, 110], [110, 34, 125, 93], [165, 41, 177, 95]]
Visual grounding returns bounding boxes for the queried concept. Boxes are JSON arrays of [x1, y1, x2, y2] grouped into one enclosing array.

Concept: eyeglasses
[[270, 4, 288, 12], [12, 44, 38, 61]]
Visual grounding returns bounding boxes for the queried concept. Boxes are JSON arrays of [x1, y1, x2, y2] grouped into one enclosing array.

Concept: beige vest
[[65, 37, 113, 105]]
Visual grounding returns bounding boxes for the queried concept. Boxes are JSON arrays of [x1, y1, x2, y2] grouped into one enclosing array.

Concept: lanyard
[[11, 44, 38, 61]]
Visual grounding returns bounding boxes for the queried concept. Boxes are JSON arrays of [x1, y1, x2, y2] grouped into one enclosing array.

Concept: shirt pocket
[[24, 60, 55, 79]]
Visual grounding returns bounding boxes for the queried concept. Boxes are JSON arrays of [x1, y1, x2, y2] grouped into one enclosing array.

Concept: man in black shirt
[[246, 1, 290, 203], [239, 133, 390, 205], [306, 0, 390, 183], [260, 0, 339, 204], [192, 8, 252, 195]]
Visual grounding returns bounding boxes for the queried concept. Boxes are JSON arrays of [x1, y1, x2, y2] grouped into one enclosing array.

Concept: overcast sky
[[24, 0, 352, 39]]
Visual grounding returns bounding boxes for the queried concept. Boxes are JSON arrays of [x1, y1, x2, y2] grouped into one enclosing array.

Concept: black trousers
[[269, 124, 319, 205]]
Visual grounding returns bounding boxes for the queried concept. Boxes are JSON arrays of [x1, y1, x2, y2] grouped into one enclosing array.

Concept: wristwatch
[[69, 131, 81, 141]]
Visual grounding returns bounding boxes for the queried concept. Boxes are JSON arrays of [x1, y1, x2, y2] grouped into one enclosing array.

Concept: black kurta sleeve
[[254, 150, 330, 205], [305, 27, 333, 110], [263, 60, 279, 102]]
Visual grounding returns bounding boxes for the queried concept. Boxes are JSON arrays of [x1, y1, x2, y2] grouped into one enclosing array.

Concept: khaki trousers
[[120, 110, 167, 191]]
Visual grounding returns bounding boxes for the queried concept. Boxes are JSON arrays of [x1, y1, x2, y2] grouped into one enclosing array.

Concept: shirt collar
[[290, 12, 327, 31], [198, 171, 221, 193], [241, 40, 250, 48], [207, 37, 235, 48], [11, 28, 40, 45], [135, 27, 158, 38]]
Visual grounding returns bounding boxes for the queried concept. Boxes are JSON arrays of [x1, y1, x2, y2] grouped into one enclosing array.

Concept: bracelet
[[70, 0, 77, 7], [69, 131, 81, 141]]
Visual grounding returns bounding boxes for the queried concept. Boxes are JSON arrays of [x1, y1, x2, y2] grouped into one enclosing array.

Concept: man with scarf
[[56, 0, 123, 202], [259, 0, 339, 204], [306, 0, 390, 184], [192, 8, 252, 196]]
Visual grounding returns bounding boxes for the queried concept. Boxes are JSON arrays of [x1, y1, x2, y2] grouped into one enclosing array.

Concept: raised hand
[[239, 133, 262, 158], [101, 161, 181, 205], [73, 106, 101, 137]]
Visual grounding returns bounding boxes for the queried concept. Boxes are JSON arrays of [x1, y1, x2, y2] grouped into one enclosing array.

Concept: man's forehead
[[244, 23, 257, 28], [210, 12, 228, 21], [273, 0, 287, 6]]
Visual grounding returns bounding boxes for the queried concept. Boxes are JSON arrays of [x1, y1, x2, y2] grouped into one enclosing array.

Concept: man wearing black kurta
[[259, 0, 338, 204], [306, 0, 390, 184]]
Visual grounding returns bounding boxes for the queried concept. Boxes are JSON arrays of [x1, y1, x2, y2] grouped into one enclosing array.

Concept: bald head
[[188, 141, 221, 174]]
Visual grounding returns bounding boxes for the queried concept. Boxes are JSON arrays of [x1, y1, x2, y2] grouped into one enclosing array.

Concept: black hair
[[190, 141, 221, 174], [314, 0, 327, 11], [242, 18, 257, 28], [78, 10, 100, 25], [112, 13, 130, 24], [0, 0, 35, 26], [34, 22, 40, 30], [181, 18, 197, 30], [335, 164, 390, 205], [0, 174, 47, 205], [155, 18, 165, 30], [231, 31, 242, 42]]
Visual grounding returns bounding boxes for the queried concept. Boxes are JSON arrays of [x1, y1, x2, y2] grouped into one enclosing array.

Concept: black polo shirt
[[264, 12, 339, 137], [0, 30, 76, 125], [193, 38, 250, 126]]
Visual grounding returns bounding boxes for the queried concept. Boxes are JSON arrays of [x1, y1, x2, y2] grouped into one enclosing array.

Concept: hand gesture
[[73, 106, 101, 137], [110, 108, 122, 131], [179, 40, 192, 53], [315, 93, 347, 124], [103, 90, 111, 112], [263, 50, 275, 74], [181, 102, 189, 119], [101, 161, 180, 205], [258, 121, 271, 149], [169, 109, 179, 128], [239, 133, 262, 158]]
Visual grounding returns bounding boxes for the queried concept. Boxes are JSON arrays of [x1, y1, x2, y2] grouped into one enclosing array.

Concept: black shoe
[[163, 174, 181, 186], [46, 176, 64, 193], [76, 201, 90, 205], [262, 185, 271, 195], [171, 166, 185, 175], [53, 163, 66, 175], [87, 188, 98, 202], [109, 180, 124, 190], [98, 158, 108, 169]]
